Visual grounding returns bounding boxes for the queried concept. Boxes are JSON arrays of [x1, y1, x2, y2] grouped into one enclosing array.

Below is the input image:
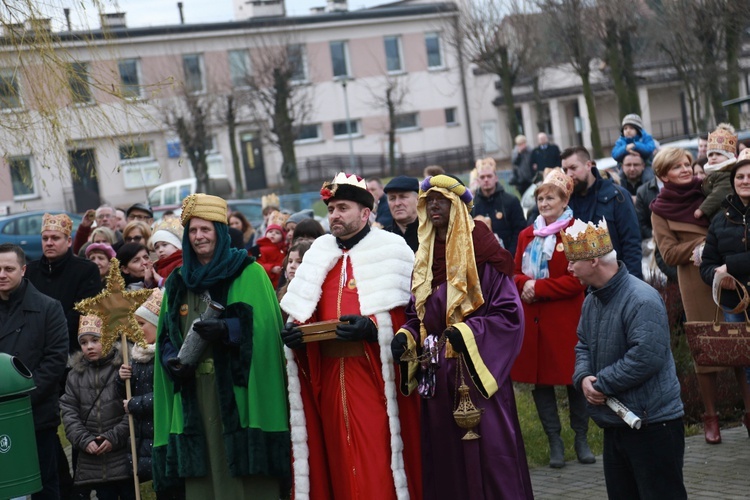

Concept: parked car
[[227, 199, 263, 229], [0, 210, 83, 261]]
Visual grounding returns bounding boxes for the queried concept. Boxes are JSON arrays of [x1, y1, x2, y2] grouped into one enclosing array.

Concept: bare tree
[[538, 0, 603, 157], [364, 75, 408, 177]]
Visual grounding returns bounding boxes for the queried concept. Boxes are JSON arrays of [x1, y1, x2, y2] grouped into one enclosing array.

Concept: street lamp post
[[340, 78, 356, 171]]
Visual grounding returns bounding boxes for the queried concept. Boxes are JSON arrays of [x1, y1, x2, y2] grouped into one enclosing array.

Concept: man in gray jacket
[[564, 220, 686, 500]]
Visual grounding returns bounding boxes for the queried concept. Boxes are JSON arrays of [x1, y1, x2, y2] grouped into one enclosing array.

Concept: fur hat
[[621, 114, 644, 133], [135, 288, 163, 327], [707, 123, 738, 160], [320, 172, 375, 210], [78, 315, 103, 341], [180, 194, 228, 227], [42, 213, 73, 237]]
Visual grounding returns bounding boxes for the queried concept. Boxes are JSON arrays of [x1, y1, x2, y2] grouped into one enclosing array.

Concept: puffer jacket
[[573, 263, 684, 427], [116, 344, 155, 481], [60, 346, 131, 486], [700, 194, 750, 310]]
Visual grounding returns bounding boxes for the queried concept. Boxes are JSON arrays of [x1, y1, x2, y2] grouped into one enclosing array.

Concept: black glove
[[336, 315, 378, 342], [166, 357, 195, 379], [444, 326, 466, 354], [193, 319, 228, 342], [281, 322, 305, 350], [391, 332, 408, 363]]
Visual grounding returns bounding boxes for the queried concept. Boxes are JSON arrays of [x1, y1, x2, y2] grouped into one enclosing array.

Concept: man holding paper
[[564, 218, 686, 500]]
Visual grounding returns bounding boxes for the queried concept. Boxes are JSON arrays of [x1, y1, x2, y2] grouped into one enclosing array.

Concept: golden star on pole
[[74, 258, 153, 356]]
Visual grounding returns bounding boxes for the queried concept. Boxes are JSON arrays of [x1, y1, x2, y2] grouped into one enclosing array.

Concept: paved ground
[[530, 425, 749, 499]]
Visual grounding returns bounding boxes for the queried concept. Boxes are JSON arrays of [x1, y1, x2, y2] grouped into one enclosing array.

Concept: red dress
[[256, 236, 286, 288], [510, 222, 586, 385]]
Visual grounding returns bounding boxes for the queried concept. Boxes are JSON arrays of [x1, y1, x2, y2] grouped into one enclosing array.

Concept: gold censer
[[453, 354, 483, 440]]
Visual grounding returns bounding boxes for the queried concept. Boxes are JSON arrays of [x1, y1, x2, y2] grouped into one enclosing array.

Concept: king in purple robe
[[392, 174, 534, 500]]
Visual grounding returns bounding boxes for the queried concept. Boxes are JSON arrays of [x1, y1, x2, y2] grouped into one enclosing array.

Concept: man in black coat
[[25, 213, 102, 353], [367, 177, 394, 228], [0, 243, 68, 499], [384, 176, 419, 252], [471, 158, 526, 257], [530, 132, 562, 173]]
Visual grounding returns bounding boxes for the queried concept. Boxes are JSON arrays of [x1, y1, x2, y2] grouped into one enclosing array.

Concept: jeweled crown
[[560, 219, 613, 261]]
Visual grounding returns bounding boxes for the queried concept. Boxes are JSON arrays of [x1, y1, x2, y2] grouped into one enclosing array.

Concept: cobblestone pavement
[[530, 425, 749, 499]]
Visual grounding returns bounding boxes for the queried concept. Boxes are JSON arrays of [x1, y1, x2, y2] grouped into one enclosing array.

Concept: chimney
[[326, 0, 348, 13], [63, 8, 72, 31], [26, 18, 52, 33], [178, 2, 185, 24], [100, 12, 127, 29]]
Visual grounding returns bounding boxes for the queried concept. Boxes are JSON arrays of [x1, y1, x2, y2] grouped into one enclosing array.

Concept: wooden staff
[[121, 331, 141, 500]]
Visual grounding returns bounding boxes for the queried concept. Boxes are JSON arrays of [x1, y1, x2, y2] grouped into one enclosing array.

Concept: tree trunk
[[620, 29, 641, 116], [273, 68, 300, 193], [532, 76, 547, 134], [604, 19, 629, 118], [581, 71, 603, 158], [387, 86, 397, 177], [500, 46, 519, 143], [226, 95, 244, 199], [724, 11, 741, 128]]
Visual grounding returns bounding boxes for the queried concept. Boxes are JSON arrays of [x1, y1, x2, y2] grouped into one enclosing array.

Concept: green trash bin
[[0, 352, 41, 499]]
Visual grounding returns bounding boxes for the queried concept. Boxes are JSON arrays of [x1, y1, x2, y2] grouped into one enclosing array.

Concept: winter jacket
[[568, 168, 643, 279], [374, 193, 394, 228], [472, 183, 527, 257], [26, 248, 103, 352], [60, 347, 131, 486], [255, 236, 287, 289], [699, 170, 732, 221], [573, 263, 684, 427], [530, 143, 562, 171], [700, 195, 750, 310], [116, 344, 155, 481], [0, 279, 68, 431], [611, 130, 656, 163]]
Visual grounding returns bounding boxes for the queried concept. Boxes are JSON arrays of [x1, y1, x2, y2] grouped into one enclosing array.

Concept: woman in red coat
[[510, 168, 591, 468]]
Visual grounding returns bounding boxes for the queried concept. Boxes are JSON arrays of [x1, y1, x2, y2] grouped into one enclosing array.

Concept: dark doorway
[[69, 149, 101, 212], [240, 132, 267, 191]]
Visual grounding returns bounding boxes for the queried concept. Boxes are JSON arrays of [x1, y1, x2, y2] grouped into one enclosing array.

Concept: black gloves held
[[444, 326, 466, 354], [336, 315, 378, 342], [166, 357, 195, 379], [391, 332, 408, 363], [193, 319, 228, 342], [281, 322, 305, 350]]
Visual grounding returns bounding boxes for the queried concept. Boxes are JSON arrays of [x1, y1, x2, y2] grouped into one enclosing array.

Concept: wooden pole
[[121, 332, 142, 500]]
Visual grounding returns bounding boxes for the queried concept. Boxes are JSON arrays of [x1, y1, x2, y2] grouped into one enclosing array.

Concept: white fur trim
[[280, 229, 414, 499], [703, 157, 736, 174]]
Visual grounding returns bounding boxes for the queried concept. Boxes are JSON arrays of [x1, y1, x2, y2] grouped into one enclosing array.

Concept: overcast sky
[[57, 0, 387, 29]]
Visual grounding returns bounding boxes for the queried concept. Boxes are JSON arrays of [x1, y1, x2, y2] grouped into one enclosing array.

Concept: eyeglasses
[[125, 235, 143, 242]]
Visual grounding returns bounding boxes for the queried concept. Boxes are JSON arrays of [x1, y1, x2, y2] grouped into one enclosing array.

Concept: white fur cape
[[280, 229, 415, 500]]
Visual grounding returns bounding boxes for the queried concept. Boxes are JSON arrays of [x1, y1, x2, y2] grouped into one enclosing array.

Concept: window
[[228, 50, 251, 88], [295, 124, 321, 143], [394, 112, 419, 131], [9, 156, 36, 199], [425, 32, 443, 69], [118, 59, 142, 99], [182, 54, 205, 93], [119, 141, 161, 189], [68, 62, 93, 104], [384, 36, 404, 73], [445, 107, 457, 126], [288, 44, 308, 83], [0, 68, 21, 110], [329, 41, 350, 79], [333, 119, 361, 138]]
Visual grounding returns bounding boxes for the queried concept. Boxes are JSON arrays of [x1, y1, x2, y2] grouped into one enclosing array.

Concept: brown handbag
[[684, 273, 750, 367]]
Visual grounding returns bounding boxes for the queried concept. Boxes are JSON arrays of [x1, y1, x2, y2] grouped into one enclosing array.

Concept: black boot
[[567, 385, 596, 464], [533, 386, 565, 468]]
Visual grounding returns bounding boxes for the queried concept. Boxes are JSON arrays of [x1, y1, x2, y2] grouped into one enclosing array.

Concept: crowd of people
[[3, 114, 750, 500]]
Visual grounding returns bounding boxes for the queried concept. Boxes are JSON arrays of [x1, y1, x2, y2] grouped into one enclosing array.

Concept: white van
[[148, 176, 233, 207]]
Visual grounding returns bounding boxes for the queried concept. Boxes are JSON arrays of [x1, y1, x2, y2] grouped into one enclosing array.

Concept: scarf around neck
[[522, 206, 573, 279], [650, 177, 709, 228], [180, 221, 248, 292]]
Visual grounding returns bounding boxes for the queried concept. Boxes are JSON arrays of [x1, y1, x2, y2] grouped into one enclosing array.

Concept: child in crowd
[[118, 289, 184, 499], [60, 315, 134, 500], [611, 114, 656, 164], [149, 219, 184, 287], [694, 123, 738, 221], [256, 223, 288, 288], [276, 240, 311, 303]]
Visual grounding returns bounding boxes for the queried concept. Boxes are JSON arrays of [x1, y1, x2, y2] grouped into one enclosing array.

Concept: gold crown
[[560, 219, 613, 261], [707, 124, 737, 156], [180, 194, 228, 227], [152, 218, 183, 238], [267, 210, 290, 227], [261, 193, 280, 210], [737, 148, 750, 165], [141, 288, 163, 317], [475, 157, 497, 172], [78, 314, 103, 337], [541, 167, 574, 198], [42, 213, 73, 236]]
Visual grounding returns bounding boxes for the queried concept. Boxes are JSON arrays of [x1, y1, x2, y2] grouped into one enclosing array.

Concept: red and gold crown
[[707, 124, 738, 157], [78, 314, 103, 338], [560, 219, 613, 261], [42, 213, 73, 236], [135, 288, 163, 326]]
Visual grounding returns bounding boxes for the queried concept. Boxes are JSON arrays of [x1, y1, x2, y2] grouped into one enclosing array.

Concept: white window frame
[[69, 61, 93, 105], [384, 36, 405, 74], [118, 58, 143, 99], [9, 155, 38, 200], [288, 44, 309, 84], [445, 107, 458, 126], [119, 141, 161, 189], [0, 68, 22, 111], [295, 123, 323, 144], [329, 40, 351, 79], [332, 119, 362, 139], [182, 53, 206, 94], [394, 112, 420, 132], [228, 50, 251, 89], [425, 32, 444, 70]]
